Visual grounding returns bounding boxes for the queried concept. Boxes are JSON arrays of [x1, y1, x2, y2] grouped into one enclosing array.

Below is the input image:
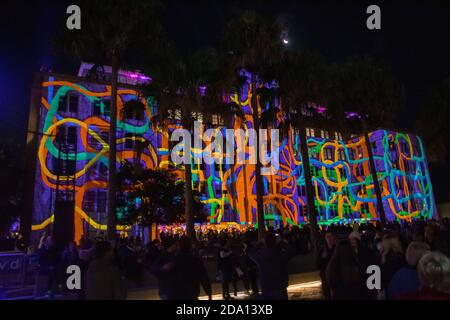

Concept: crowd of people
[[2, 218, 450, 300], [317, 218, 450, 300]]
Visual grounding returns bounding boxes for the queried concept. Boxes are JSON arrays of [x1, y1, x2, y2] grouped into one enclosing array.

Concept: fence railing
[[0, 251, 39, 288]]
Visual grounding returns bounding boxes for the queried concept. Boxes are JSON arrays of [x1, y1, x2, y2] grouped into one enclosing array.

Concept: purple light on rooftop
[[126, 71, 152, 82], [315, 105, 327, 114], [199, 85, 207, 97], [346, 112, 361, 119], [221, 94, 230, 103], [139, 75, 152, 81]]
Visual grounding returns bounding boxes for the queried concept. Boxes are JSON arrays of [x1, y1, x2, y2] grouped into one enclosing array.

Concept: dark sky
[[0, 1, 449, 148], [1, 0, 449, 136]]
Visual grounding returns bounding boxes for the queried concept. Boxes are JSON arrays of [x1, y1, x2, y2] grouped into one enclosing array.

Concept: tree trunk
[[183, 109, 195, 240], [184, 162, 195, 240], [362, 120, 386, 226], [251, 76, 266, 241], [107, 54, 119, 241], [239, 113, 250, 224], [298, 125, 319, 253], [230, 161, 238, 221], [242, 159, 250, 223], [227, 116, 238, 223]]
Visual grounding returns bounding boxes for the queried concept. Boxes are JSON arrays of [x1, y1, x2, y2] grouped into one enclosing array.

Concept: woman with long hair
[[380, 232, 406, 296], [326, 240, 367, 299]]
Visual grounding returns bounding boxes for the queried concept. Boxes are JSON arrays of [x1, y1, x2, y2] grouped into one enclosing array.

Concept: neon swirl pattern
[[31, 76, 437, 242], [369, 130, 436, 221], [33, 78, 159, 241]]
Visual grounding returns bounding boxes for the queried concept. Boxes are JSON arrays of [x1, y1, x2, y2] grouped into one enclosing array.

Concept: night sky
[[0, 0, 449, 196]]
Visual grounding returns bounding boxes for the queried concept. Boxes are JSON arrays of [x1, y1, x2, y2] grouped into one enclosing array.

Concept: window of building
[[404, 161, 410, 173], [416, 199, 422, 210], [215, 186, 222, 197], [83, 190, 96, 214], [408, 179, 415, 192], [68, 95, 79, 113], [411, 198, 417, 211], [124, 107, 133, 120], [338, 149, 346, 161], [66, 159, 76, 175], [371, 141, 378, 153], [125, 133, 136, 149], [200, 181, 207, 194], [301, 106, 313, 117], [100, 130, 109, 146], [357, 146, 363, 159], [356, 164, 364, 176], [338, 167, 346, 179], [410, 162, 416, 174], [56, 125, 77, 145], [60, 94, 79, 114], [325, 148, 333, 160], [126, 108, 144, 121], [103, 100, 111, 117], [191, 112, 203, 122], [306, 128, 315, 137], [358, 185, 366, 195], [211, 114, 224, 126], [93, 100, 102, 116], [52, 154, 76, 176], [135, 109, 144, 121], [301, 205, 308, 217], [97, 191, 107, 213], [297, 185, 306, 197], [168, 109, 182, 120], [343, 205, 349, 215], [98, 163, 108, 180], [389, 141, 395, 150], [348, 149, 355, 160], [67, 126, 77, 145]]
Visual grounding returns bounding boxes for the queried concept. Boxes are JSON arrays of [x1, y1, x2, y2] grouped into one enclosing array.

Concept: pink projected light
[[126, 72, 152, 81], [315, 105, 327, 114], [346, 111, 362, 119]]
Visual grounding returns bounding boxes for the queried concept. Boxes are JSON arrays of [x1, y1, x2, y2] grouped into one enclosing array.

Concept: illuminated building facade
[[24, 66, 437, 242]]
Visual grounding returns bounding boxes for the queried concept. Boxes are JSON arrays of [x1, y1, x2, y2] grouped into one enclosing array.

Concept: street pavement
[[127, 271, 323, 300]]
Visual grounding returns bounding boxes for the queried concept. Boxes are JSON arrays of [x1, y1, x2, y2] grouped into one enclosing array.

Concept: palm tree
[[144, 47, 227, 240], [55, 0, 163, 240], [276, 49, 332, 252], [221, 11, 284, 240], [197, 50, 249, 225], [417, 78, 450, 164], [329, 56, 404, 226]]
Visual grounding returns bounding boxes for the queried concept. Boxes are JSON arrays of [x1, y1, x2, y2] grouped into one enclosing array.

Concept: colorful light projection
[[31, 76, 437, 241], [307, 135, 379, 224], [188, 82, 308, 227], [369, 130, 436, 221], [32, 78, 159, 241]]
